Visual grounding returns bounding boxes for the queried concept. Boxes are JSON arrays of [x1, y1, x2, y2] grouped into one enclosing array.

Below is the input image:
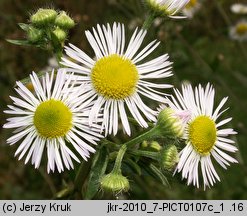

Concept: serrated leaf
[[85, 147, 108, 199], [6, 39, 32, 46], [144, 163, 169, 187], [18, 23, 30, 31]]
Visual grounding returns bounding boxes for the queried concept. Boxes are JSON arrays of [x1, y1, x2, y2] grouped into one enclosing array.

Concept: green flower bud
[[30, 8, 57, 26], [101, 173, 130, 194], [141, 140, 161, 151], [141, 140, 148, 148], [149, 141, 162, 151], [55, 11, 75, 29], [25, 82, 34, 92], [157, 107, 187, 138], [27, 26, 43, 43], [52, 27, 67, 42], [161, 145, 179, 171]]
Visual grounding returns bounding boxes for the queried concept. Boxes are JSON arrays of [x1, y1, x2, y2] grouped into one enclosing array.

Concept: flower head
[[229, 20, 247, 42], [3, 70, 102, 173], [230, 3, 247, 15], [61, 23, 173, 136], [145, 0, 190, 18], [166, 83, 238, 189]]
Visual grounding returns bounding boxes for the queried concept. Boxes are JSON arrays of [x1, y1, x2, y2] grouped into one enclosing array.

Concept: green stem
[[55, 50, 63, 66], [128, 149, 159, 160], [142, 12, 157, 30], [124, 126, 161, 148], [111, 126, 161, 174], [112, 144, 127, 174]]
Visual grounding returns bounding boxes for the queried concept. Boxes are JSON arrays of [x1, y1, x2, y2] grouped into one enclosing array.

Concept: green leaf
[[124, 158, 142, 175], [6, 38, 47, 50], [6, 39, 32, 46], [85, 147, 108, 199], [144, 163, 170, 187], [18, 23, 30, 31]]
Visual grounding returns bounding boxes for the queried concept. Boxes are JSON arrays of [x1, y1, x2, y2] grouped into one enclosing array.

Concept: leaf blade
[[85, 147, 109, 199]]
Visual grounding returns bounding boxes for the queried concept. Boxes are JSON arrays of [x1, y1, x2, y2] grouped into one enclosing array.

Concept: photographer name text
[[1, 202, 71, 213]]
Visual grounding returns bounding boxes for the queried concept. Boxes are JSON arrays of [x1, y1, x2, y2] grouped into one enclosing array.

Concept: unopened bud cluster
[[18, 8, 75, 47]]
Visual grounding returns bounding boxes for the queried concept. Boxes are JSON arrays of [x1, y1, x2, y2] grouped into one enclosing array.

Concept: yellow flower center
[[188, 116, 217, 155], [236, 23, 247, 35], [91, 54, 139, 100], [186, 0, 197, 9], [34, 99, 72, 138]]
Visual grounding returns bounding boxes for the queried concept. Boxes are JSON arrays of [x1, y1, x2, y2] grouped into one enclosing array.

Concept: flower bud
[[30, 8, 57, 26], [25, 82, 34, 92], [157, 107, 187, 138], [55, 11, 75, 29], [141, 140, 161, 151], [27, 27, 43, 43], [231, 3, 247, 15], [161, 145, 179, 171], [52, 27, 67, 42], [101, 173, 130, 194]]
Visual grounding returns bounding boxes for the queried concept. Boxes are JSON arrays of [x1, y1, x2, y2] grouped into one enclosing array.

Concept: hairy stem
[[111, 126, 161, 174], [142, 12, 157, 30]]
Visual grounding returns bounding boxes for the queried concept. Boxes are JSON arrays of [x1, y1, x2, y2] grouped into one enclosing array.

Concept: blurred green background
[[0, 0, 247, 199]]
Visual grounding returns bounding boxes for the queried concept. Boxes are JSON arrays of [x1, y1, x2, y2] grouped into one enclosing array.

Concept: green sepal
[[18, 23, 30, 31], [85, 147, 109, 199], [6, 39, 32, 46]]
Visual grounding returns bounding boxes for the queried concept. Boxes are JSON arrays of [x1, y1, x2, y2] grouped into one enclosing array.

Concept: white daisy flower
[[166, 83, 238, 189], [61, 23, 173, 136], [3, 69, 102, 173], [145, 0, 190, 18], [182, 0, 201, 18], [230, 3, 247, 15], [229, 20, 247, 42]]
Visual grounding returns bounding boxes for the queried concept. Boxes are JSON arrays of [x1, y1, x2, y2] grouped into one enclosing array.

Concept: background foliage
[[0, 0, 247, 199]]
